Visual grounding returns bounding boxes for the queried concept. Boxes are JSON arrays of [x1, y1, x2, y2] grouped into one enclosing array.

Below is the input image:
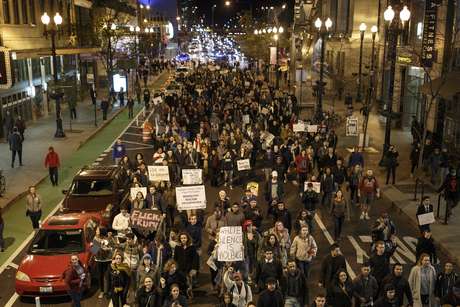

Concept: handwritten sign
[[418, 212, 435, 226], [237, 159, 251, 171], [304, 181, 321, 193], [247, 182, 259, 196], [130, 187, 147, 200], [182, 169, 203, 185], [242, 114, 250, 125], [346, 117, 358, 136], [217, 226, 244, 262], [306, 125, 318, 133], [293, 122, 306, 132], [148, 165, 170, 182], [131, 209, 162, 236], [176, 185, 207, 210]]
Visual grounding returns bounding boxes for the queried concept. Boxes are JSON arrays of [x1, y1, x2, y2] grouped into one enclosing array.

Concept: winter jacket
[[162, 294, 188, 307], [44, 151, 60, 168], [380, 273, 413, 305], [109, 263, 130, 297], [320, 254, 346, 289], [352, 274, 379, 305], [112, 143, 126, 159], [8, 131, 22, 151], [256, 289, 284, 307], [63, 263, 86, 292], [290, 235, 318, 262], [302, 190, 319, 211], [224, 210, 245, 227], [124, 242, 142, 270], [173, 244, 199, 274], [280, 269, 308, 305], [135, 285, 160, 307], [408, 264, 437, 307], [223, 270, 253, 307]]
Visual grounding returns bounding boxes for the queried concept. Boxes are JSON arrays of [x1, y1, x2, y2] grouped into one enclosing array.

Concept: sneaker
[[365, 213, 370, 220], [360, 213, 364, 220], [98, 292, 104, 299]]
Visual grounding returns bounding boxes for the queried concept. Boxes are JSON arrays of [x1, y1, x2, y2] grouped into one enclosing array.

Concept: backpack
[[230, 282, 249, 301]]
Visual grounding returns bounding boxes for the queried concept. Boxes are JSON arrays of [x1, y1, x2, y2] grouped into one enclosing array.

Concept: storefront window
[[32, 59, 41, 80], [13, 59, 29, 82]]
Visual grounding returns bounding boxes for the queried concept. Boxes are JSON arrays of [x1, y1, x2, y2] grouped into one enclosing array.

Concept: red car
[[15, 212, 104, 297]]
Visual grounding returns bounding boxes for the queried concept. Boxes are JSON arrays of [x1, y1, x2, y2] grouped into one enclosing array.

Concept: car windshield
[[70, 179, 113, 196], [29, 229, 84, 254]]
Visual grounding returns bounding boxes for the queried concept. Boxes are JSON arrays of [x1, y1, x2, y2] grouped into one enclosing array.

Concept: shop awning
[[421, 71, 460, 100]]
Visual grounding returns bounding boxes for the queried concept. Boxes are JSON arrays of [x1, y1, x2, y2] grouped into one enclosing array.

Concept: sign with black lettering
[[217, 226, 244, 262], [130, 209, 162, 236], [421, 0, 441, 68], [175, 185, 206, 210]]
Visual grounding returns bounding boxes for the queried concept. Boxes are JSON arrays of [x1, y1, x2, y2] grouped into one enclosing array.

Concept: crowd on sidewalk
[[12, 62, 460, 307]]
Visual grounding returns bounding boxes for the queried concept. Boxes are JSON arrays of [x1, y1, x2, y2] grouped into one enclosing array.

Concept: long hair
[[178, 231, 193, 247], [417, 253, 431, 266], [164, 259, 178, 273]]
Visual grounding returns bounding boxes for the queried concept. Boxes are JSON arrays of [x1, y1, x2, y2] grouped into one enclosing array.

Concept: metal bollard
[[413, 178, 419, 201], [35, 296, 41, 307]]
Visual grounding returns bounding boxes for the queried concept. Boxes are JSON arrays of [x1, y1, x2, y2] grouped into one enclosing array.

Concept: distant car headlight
[[16, 271, 31, 282]]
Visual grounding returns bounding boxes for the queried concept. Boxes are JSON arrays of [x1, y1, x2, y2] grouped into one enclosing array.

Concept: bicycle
[[0, 170, 5, 196]]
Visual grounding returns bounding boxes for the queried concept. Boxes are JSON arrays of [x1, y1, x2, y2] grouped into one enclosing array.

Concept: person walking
[[135, 276, 160, 307], [437, 168, 460, 222], [380, 263, 413, 306], [326, 270, 353, 307], [44, 146, 60, 186], [408, 253, 437, 307], [112, 139, 126, 165], [63, 254, 87, 307], [319, 243, 346, 290], [330, 190, 348, 241], [8, 126, 23, 168], [352, 262, 378, 307], [127, 96, 134, 119], [435, 261, 458, 305], [118, 87, 125, 106], [26, 186, 42, 229], [14, 115, 26, 140], [358, 169, 380, 220], [101, 98, 109, 120], [280, 259, 309, 307], [290, 225, 317, 277], [109, 252, 131, 307], [384, 145, 399, 185], [2, 110, 14, 139]]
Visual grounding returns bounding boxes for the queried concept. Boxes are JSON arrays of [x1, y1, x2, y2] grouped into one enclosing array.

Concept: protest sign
[[237, 159, 251, 171], [304, 181, 321, 193], [293, 122, 306, 132], [182, 169, 203, 185], [130, 187, 147, 200], [242, 114, 250, 125], [246, 182, 259, 196], [306, 125, 318, 133], [418, 212, 435, 226], [148, 165, 170, 182], [217, 226, 244, 262], [131, 209, 162, 236], [244, 81, 250, 87], [176, 185, 207, 210], [261, 107, 269, 115], [346, 117, 359, 136]]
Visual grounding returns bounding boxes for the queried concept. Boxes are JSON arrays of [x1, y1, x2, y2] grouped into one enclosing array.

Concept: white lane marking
[[121, 140, 154, 147], [348, 236, 369, 264], [314, 213, 356, 279], [96, 157, 104, 162], [109, 300, 113, 307], [4, 293, 19, 307], [123, 132, 144, 137], [2, 106, 149, 305]]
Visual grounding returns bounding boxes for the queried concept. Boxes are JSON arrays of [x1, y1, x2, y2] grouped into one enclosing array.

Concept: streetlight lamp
[[356, 22, 367, 102], [314, 17, 332, 121], [225, 1, 231, 6], [41, 12, 66, 138], [379, 5, 410, 163]]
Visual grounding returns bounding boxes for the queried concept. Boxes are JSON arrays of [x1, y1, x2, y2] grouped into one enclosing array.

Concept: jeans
[[334, 216, 345, 240], [386, 166, 396, 184], [224, 170, 233, 186], [296, 260, 311, 278], [29, 210, 41, 229], [11, 150, 22, 167], [97, 261, 109, 293], [49, 167, 59, 185], [111, 291, 127, 307], [68, 290, 82, 307], [70, 108, 77, 119], [285, 297, 301, 307], [350, 186, 359, 206], [128, 107, 134, 119]]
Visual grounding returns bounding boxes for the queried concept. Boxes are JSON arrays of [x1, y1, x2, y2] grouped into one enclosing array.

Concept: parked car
[[61, 165, 130, 219], [15, 212, 104, 297]]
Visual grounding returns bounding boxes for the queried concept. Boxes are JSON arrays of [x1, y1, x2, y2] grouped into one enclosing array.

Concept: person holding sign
[[416, 196, 434, 232], [131, 191, 147, 210]]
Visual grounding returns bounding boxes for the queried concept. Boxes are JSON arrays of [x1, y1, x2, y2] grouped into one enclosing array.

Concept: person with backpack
[[223, 267, 253, 307], [438, 168, 460, 222], [358, 169, 380, 220]]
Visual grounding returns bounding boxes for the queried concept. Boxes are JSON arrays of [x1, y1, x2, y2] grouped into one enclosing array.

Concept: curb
[[1, 107, 126, 212], [383, 189, 459, 266]]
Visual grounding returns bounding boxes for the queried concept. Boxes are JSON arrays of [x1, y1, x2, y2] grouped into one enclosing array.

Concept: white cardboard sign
[[418, 212, 435, 225], [306, 125, 318, 133], [176, 185, 207, 210], [304, 181, 321, 193], [130, 187, 147, 200], [293, 122, 306, 132], [217, 226, 244, 262], [237, 159, 251, 171], [148, 165, 170, 182], [182, 169, 203, 185], [242, 114, 250, 124]]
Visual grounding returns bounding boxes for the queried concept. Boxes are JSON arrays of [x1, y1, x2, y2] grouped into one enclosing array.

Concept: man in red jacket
[[44, 146, 60, 186], [295, 150, 310, 195], [63, 254, 86, 307]]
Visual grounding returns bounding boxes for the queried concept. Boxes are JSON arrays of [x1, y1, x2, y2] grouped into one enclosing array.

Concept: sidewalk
[[325, 96, 460, 265], [0, 99, 122, 209]]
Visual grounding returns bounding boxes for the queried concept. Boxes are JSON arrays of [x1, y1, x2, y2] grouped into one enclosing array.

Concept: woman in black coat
[[173, 232, 199, 276], [160, 259, 188, 299], [415, 230, 437, 264], [136, 276, 161, 307], [161, 283, 188, 307], [326, 270, 353, 307]]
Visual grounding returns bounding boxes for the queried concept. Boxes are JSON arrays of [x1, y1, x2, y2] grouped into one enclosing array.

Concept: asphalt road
[[0, 84, 450, 307]]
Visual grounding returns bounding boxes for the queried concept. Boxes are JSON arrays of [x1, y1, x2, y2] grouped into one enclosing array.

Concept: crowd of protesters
[[50, 60, 460, 307]]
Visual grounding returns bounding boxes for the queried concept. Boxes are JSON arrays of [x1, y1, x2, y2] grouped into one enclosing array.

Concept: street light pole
[[42, 12, 65, 138], [314, 17, 332, 121], [379, 5, 410, 164], [357, 23, 366, 102], [211, 5, 216, 28]]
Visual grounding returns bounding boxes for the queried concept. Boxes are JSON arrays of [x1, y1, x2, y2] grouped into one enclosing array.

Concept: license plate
[[39, 286, 53, 293]]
